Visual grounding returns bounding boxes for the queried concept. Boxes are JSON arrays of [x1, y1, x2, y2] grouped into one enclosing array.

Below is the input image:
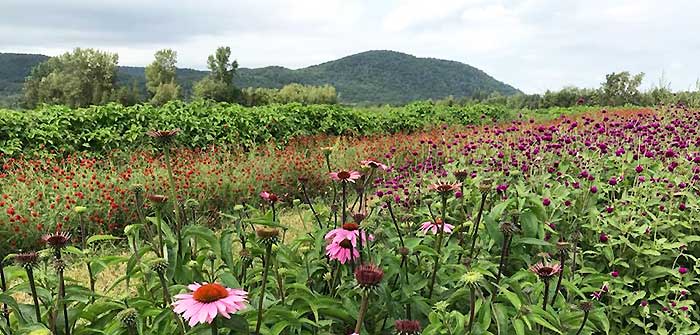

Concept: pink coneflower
[[361, 159, 389, 171], [325, 223, 372, 264], [330, 170, 362, 183], [428, 180, 462, 195], [173, 282, 247, 327], [259, 191, 279, 203], [354, 263, 384, 289], [419, 218, 454, 235], [529, 261, 562, 280]]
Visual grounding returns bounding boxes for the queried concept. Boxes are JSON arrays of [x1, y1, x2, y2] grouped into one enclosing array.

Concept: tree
[[194, 47, 239, 102], [23, 48, 118, 108], [145, 49, 178, 96], [150, 82, 180, 106], [601, 71, 645, 106], [207, 46, 238, 84]]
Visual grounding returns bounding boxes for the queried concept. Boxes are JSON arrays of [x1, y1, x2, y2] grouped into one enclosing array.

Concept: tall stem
[[468, 286, 476, 332], [0, 261, 8, 327], [26, 267, 42, 323], [155, 208, 165, 257], [542, 280, 550, 310], [341, 182, 347, 225], [301, 183, 323, 229], [56, 251, 70, 335], [354, 293, 369, 334], [552, 252, 566, 306], [496, 234, 512, 282], [427, 195, 448, 299], [468, 193, 488, 259], [255, 244, 273, 335], [163, 146, 183, 262], [211, 320, 219, 335], [158, 272, 186, 335], [575, 312, 589, 335]]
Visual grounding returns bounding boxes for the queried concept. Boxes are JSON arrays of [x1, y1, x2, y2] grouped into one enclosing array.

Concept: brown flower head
[[453, 170, 470, 182], [42, 231, 71, 249], [428, 180, 462, 196], [342, 222, 360, 231], [395, 319, 421, 335], [147, 194, 168, 204], [529, 261, 562, 280], [146, 129, 180, 145], [14, 251, 39, 268], [354, 263, 384, 290], [478, 178, 494, 194], [579, 301, 594, 313]]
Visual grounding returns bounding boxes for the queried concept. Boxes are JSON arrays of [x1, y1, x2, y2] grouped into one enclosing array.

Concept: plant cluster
[[0, 105, 698, 334]]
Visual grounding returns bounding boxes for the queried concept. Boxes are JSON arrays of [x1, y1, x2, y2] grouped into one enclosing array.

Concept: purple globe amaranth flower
[[679, 203, 687, 211], [608, 177, 618, 186], [640, 300, 648, 307], [679, 267, 689, 275], [611, 271, 619, 278], [599, 232, 609, 243], [590, 185, 598, 193], [636, 165, 644, 173], [542, 198, 551, 206]]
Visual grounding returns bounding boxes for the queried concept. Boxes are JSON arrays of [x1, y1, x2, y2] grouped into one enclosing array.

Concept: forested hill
[[0, 50, 520, 105]]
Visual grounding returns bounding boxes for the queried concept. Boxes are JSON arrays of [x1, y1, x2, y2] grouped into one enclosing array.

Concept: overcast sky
[[2, 0, 699, 93]]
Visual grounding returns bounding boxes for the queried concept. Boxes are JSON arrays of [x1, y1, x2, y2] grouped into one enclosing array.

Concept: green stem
[[468, 286, 476, 333], [155, 209, 165, 257], [468, 193, 488, 259], [211, 320, 219, 335], [56, 251, 70, 335], [255, 244, 273, 335], [354, 293, 369, 334], [428, 195, 448, 299], [0, 261, 8, 327], [575, 312, 589, 335], [26, 267, 42, 324], [552, 252, 566, 306]]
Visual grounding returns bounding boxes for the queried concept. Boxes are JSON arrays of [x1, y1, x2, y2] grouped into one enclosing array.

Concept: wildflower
[[361, 159, 388, 171], [609, 177, 618, 186], [14, 252, 39, 268], [590, 185, 598, 193], [329, 170, 362, 183], [395, 320, 421, 335], [259, 191, 279, 203], [640, 300, 648, 307], [542, 198, 551, 206], [428, 180, 462, 195], [354, 263, 384, 290], [146, 129, 180, 145], [460, 271, 484, 287], [453, 170, 469, 182], [173, 282, 247, 327], [599, 232, 608, 243], [73, 206, 87, 214], [419, 218, 454, 235], [611, 271, 619, 278], [679, 267, 689, 275], [635, 165, 644, 173], [325, 223, 372, 264], [496, 183, 508, 193], [42, 231, 72, 249], [529, 261, 562, 280], [146, 194, 168, 204]]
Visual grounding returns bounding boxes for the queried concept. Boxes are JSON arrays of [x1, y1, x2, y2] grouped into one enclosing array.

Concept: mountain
[[0, 50, 519, 105]]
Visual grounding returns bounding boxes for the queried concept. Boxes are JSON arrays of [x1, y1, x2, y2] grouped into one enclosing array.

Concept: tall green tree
[[601, 71, 645, 106], [22, 48, 118, 108], [144, 49, 178, 96], [194, 46, 239, 102], [207, 46, 238, 84]]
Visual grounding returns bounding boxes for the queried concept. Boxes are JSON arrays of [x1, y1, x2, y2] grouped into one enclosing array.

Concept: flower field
[[0, 105, 699, 334]]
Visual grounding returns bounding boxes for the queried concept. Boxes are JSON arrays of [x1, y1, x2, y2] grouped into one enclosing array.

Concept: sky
[[1, 0, 699, 94]]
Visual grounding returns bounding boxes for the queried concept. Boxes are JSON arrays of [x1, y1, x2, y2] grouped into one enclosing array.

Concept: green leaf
[[220, 315, 249, 334], [513, 319, 526, 335], [86, 234, 120, 245]]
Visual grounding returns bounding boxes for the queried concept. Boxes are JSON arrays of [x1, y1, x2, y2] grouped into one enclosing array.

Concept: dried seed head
[[499, 222, 520, 235], [53, 258, 66, 272], [352, 212, 367, 224], [478, 178, 493, 194], [130, 184, 144, 195], [397, 247, 409, 256], [117, 308, 139, 328], [146, 129, 180, 145], [239, 249, 252, 261], [453, 170, 470, 182], [147, 194, 168, 204]]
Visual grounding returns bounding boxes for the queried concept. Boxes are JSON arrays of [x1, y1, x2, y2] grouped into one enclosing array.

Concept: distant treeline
[[436, 72, 700, 109]]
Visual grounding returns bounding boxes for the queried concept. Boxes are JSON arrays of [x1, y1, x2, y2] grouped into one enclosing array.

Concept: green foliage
[[149, 82, 180, 106], [207, 46, 238, 85], [0, 101, 510, 155], [192, 47, 239, 102], [22, 48, 119, 108], [144, 49, 178, 96], [240, 83, 337, 106], [193, 77, 237, 102]]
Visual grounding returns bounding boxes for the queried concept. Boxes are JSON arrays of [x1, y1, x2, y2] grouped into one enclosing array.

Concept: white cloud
[[1, 0, 700, 93]]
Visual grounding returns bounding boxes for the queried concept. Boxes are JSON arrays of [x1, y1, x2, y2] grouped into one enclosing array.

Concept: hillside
[[0, 50, 519, 105]]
